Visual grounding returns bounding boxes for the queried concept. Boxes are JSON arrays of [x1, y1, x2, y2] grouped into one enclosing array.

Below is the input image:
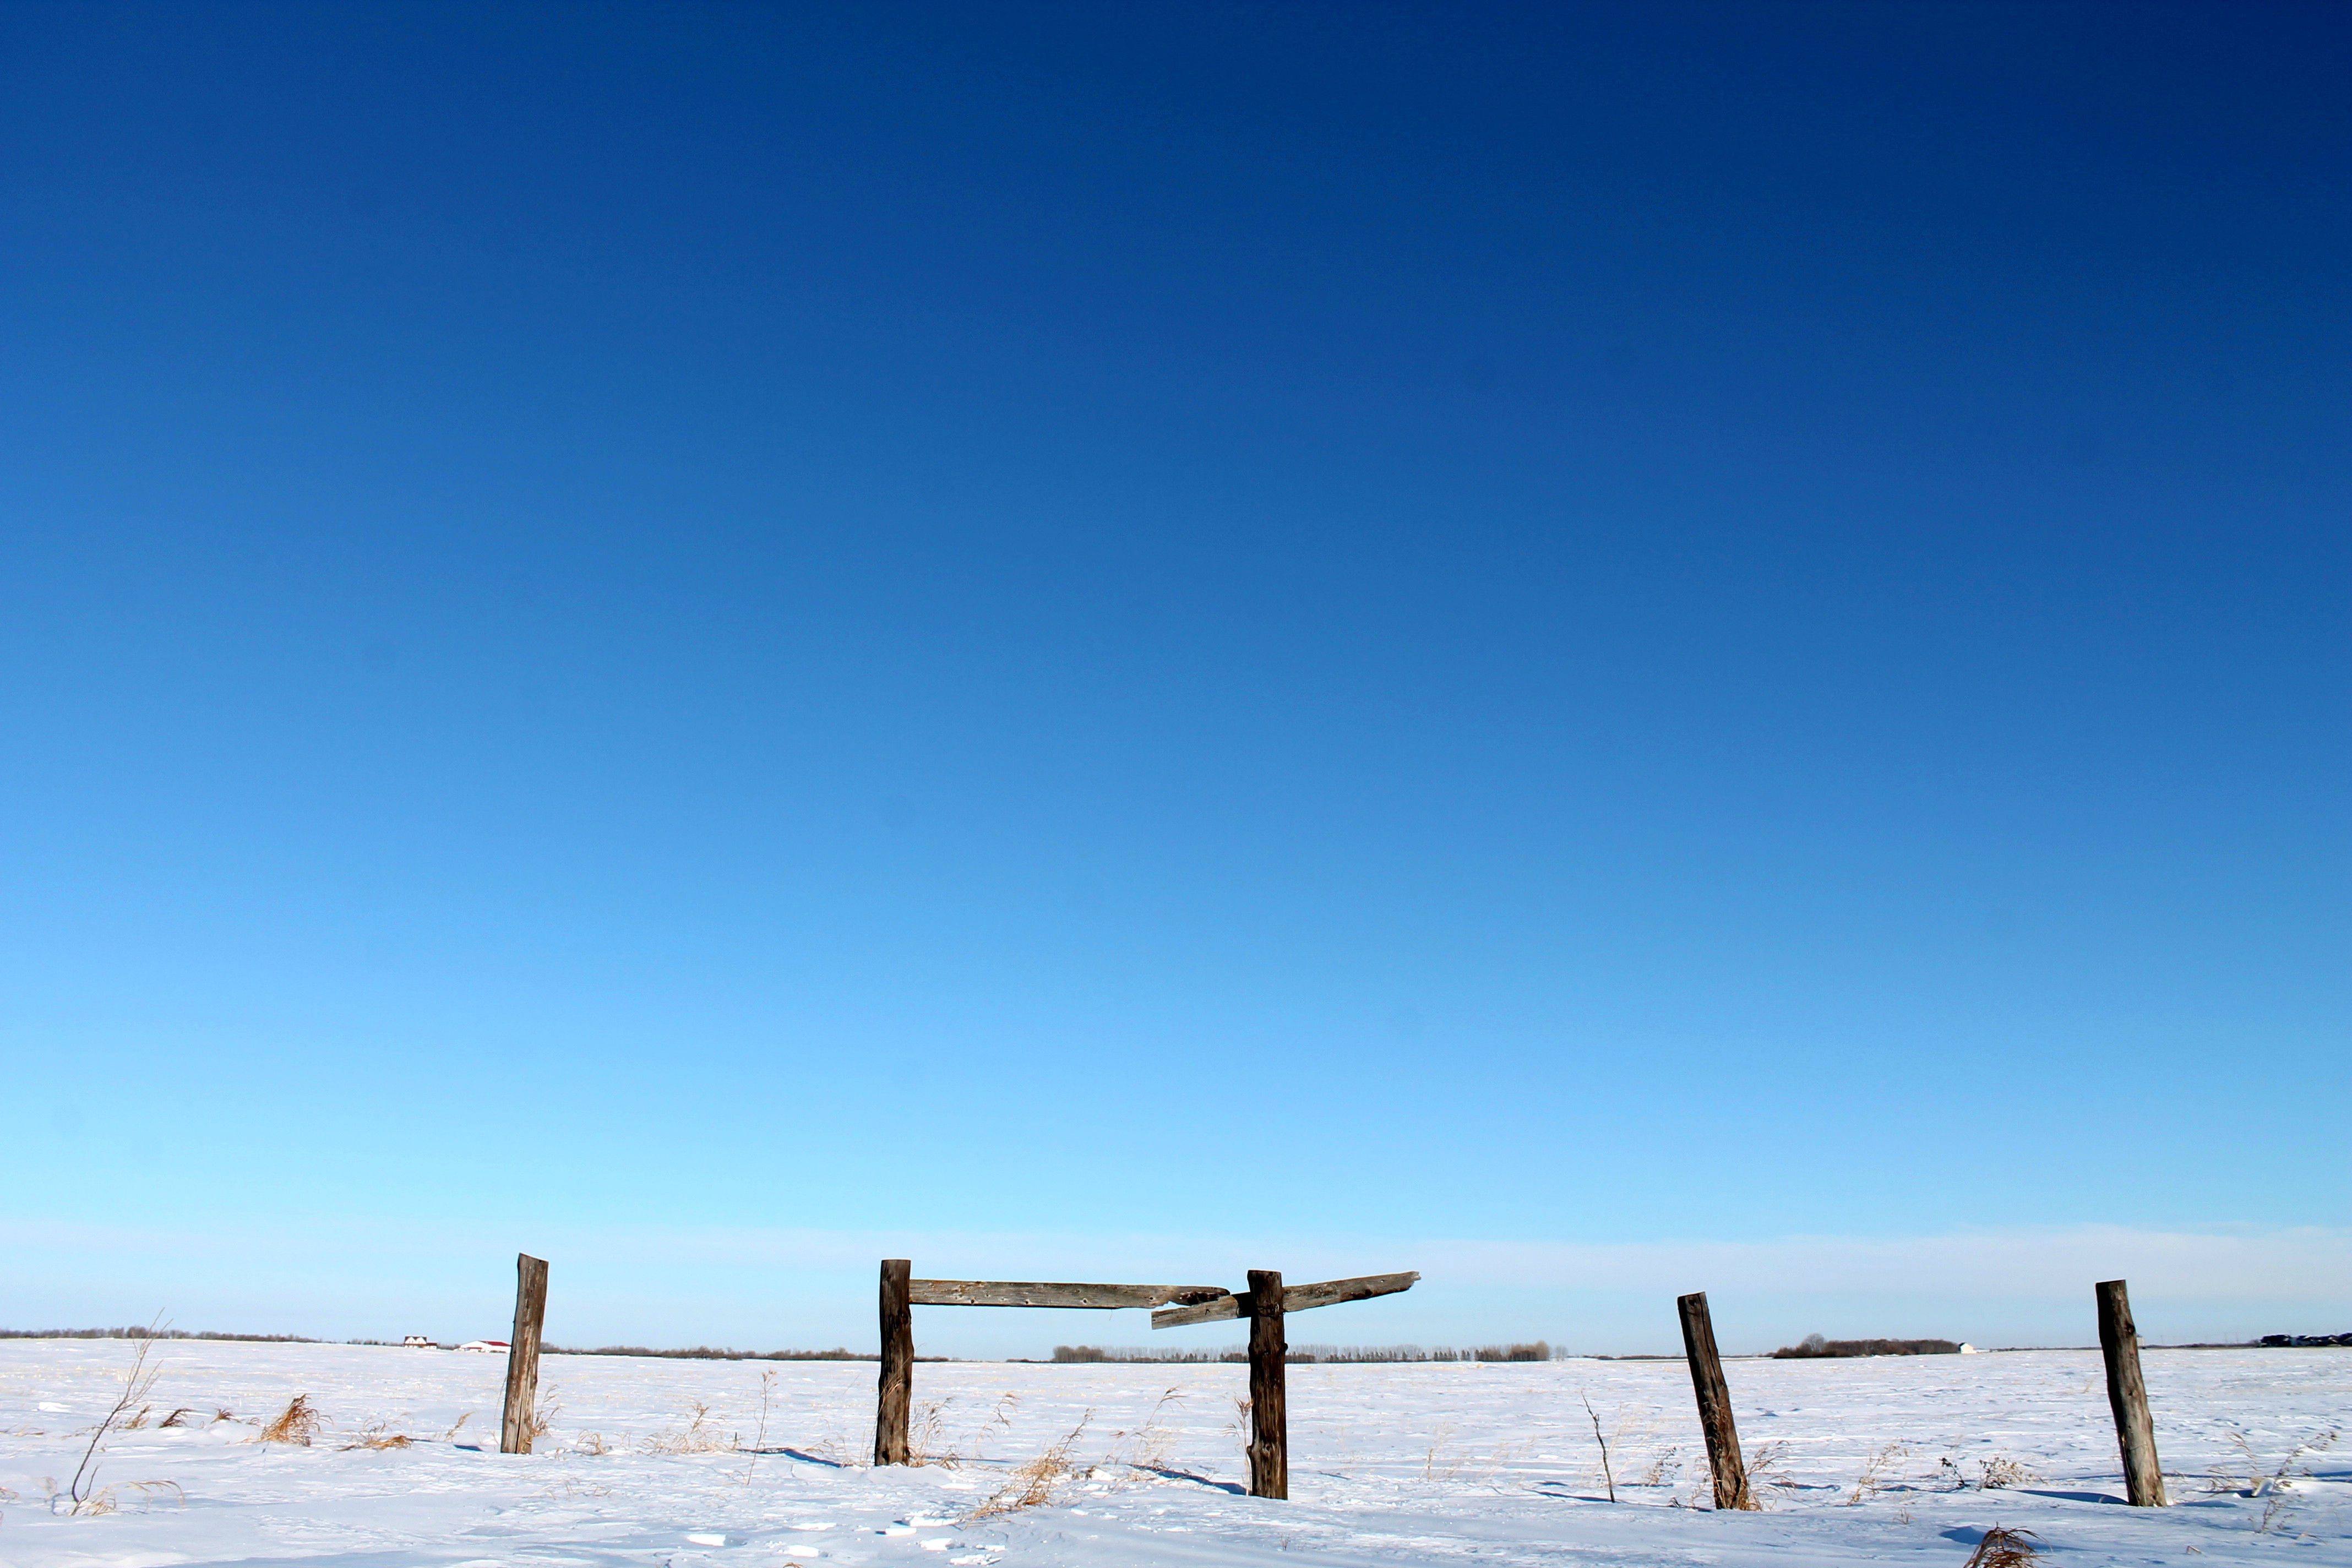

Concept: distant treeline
[[0, 1327, 323, 1343], [1772, 1335, 1961, 1358], [1052, 1341, 1556, 1364], [0, 1327, 1570, 1365], [549, 1344, 876, 1362]]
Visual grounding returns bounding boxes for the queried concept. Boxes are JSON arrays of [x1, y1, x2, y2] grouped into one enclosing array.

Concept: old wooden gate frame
[[493, 1255, 2174, 1510], [874, 1259, 1418, 1499]]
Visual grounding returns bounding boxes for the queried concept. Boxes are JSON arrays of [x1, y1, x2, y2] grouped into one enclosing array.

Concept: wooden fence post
[[499, 1253, 548, 1455], [1676, 1291, 1754, 1510], [1246, 1268, 1288, 1499], [875, 1259, 913, 1466], [2095, 1280, 2166, 1505]]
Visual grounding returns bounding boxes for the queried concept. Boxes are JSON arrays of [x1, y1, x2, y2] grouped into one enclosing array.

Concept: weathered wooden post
[[1675, 1291, 1754, 1510], [499, 1253, 548, 1455], [2095, 1280, 2166, 1505], [1246, 1268, 1288, 1500], [1150, 1268, 1417, 1500], [875, 1258, 914, 1466]]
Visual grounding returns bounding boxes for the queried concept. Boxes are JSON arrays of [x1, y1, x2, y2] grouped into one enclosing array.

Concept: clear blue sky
[[2, 3, 2344, 1354]]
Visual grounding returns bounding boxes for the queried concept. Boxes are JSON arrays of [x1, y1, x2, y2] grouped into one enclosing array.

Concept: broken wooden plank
[[1150, 1270, 1419, 1329], [908, 1280, 1229, 1310]]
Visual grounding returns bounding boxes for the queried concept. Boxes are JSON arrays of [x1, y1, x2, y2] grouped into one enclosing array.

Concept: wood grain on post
[[1246, 1268, 1288, 1500], [2095, 1280, 2167, 1505], [874, 1259, 914, 1466], [499, 1253, 548, 1455], [1676, 1291, 1754, 1510]]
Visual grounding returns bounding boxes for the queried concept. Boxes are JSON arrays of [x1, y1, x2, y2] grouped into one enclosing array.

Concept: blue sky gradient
[[2, 2, 2345, 1353]]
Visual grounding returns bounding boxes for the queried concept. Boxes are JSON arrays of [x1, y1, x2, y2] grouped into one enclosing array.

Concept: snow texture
[[2, 1340, 2344, 1568]]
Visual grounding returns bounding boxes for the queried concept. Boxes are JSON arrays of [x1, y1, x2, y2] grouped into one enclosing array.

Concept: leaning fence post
[[1246, 1268, 1288, 1499], [875, 1258, 913, 1466], [1676, 1291, 1754, 1510], [2095, 1279, 2166, 1505], [499, 1253, 548, 1454]]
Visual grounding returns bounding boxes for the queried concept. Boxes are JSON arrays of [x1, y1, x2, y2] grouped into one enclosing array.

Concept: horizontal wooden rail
[[1152, 1270, 1419, 1329], [910, 1280, 1228, 1310]]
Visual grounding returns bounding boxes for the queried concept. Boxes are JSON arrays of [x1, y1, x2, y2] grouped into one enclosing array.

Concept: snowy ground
[[2, 1340, 2344, 1568]]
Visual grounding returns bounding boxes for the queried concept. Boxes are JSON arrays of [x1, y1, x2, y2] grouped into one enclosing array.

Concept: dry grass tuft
[[894, 1391, 1026, 1471], [1419, 1418, 1461, 1482], [67, 1479, 185, 1517], [1100, 1388, 1185, 1481], [525, 1386, 562, 1447], [1745, 1440, 1799, 1500], [1977, 1456, 2039, 1490], [257, 1395, 323, 1446], [963, 1414, 1092, 1522], [1963, 1526, 2042, 1568], [157, 1408, 197, 1429], [2208, 1429, 2265, 1495], [737, 1369, 783, 1484], [1638, 1445, 1683, 1488], [2203, 1422, 2340, 1533], [339, 1424, 413, 1451], [1848, 1442, 1909, 1505], [906, 1398, 953, 1466], [2256, 1427, 2339, 1534], [643, 1401, 732, 1455]]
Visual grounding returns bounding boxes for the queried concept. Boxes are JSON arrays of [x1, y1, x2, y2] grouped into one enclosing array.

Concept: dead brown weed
[[963, 1414, 1092, 1522], [1963, 1526, 2041, 1568], [339, 1424, 414, 1451], [643, 1401, 731, 1455], [256, 1395, 323, 1446]]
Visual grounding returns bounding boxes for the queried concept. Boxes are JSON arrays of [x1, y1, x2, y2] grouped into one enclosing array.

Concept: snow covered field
[[2, 1339, 2344, 1568]]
